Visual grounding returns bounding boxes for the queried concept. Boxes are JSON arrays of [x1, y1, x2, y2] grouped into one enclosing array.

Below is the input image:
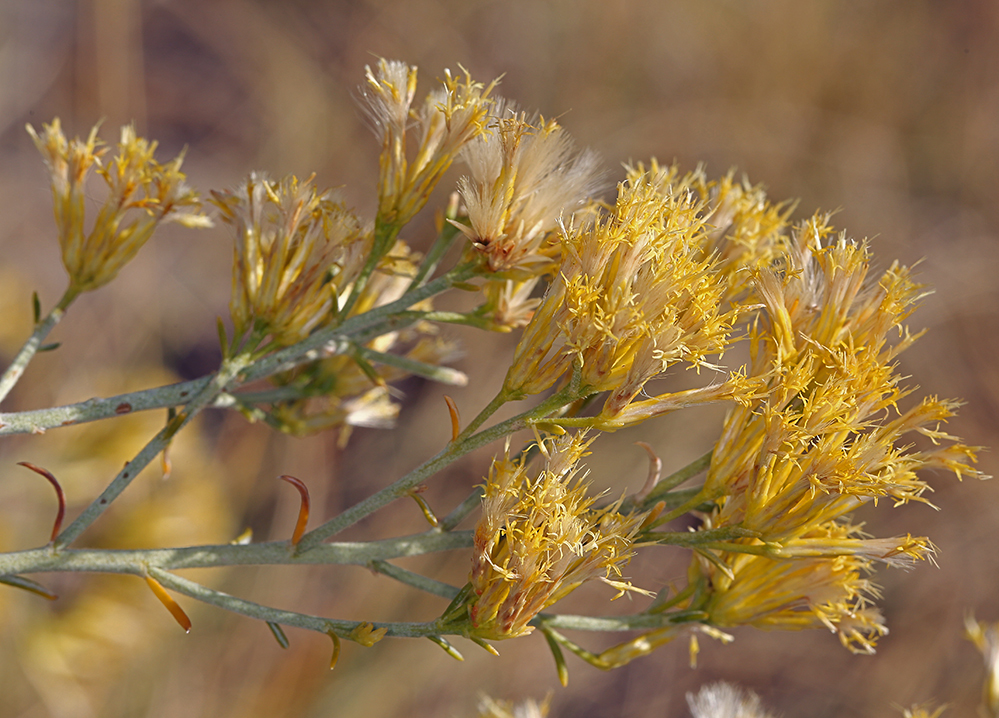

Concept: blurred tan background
[[1, 1, 998, 717]]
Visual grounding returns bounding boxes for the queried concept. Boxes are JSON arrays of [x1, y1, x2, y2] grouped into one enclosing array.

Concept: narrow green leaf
[[217, 317, 229, 359], [469, 636, 500, 657], [541, 626, 569, 686], [426, 635, 464, 661], [267, 621, 290, 649], [0, 574, 58, 600]]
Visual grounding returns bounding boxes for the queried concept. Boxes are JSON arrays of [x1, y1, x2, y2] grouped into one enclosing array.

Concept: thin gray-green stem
[[357, 346, 468, 386], [0, 376, 210, 436], [439, 486, 484, 531], [620, 450, 713, 514], [407, 216, 463, 291], [369, 559, 460, 599], [338, 220, 400, 319], [294, 384, 579, 552], [0, 530, 473, 577], [147, 566, 431, 639], [646, 487, 719, 530], [54, 353, 253, 548], [149, 567, 687, 641], [536, 610, 698, 633], [648, 525, 758, 547], [0, 265, 479, 437], [0, 286, 78, 404]]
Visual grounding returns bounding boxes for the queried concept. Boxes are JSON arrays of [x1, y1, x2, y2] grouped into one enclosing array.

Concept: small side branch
[[369, 559, 461, 599], [0, 287, 77, 405]]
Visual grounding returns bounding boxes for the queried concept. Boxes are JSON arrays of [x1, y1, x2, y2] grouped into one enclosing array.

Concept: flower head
[[361, 59, 497, 230], [468, 433, 646, 639], [704, 219, 983, 541], [504, 174, 739, 412], [454, 108, 601, 276], [701, 541, 889, 654], [28, 119, 210, 293], [629, 161, 793, 301], [676, 218, 984, 654], [212, 173, 368, 346]]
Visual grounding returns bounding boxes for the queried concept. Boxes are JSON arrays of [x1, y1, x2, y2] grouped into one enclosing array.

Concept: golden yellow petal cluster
[[684, 217, 984, 653], [468, 434, 646, 639], [28, 119, 210, 294], [505, 174, 739, 406]]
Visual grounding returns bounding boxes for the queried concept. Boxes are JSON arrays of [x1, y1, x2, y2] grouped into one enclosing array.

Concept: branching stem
[[0, 265, 479, 437], [54, 353, 253, 548], [0, 286, 78, 405], [295, 384, 579, 551], [0, 530, 473, 576]]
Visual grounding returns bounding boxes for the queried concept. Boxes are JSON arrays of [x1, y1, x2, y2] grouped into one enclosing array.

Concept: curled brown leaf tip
[[19, 462, 66, 542], [279, 475, 311, 545]]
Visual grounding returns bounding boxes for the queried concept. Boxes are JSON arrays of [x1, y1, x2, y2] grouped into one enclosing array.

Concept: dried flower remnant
[[361, 59, 497, 233], [504, 175, 741, 419], [212, 173, 369, 347], [477, 695, 551, 718], [468, 434, 647, 640], [27, 119, 211, 294], [451, 109, 601, 330], [454, 109, 602, 275], [686, 682, 777, 718], [484, 278, 546, 331]]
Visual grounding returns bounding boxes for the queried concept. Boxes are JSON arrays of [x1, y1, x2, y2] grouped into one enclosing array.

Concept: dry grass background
[[1, 1, 998, 717]]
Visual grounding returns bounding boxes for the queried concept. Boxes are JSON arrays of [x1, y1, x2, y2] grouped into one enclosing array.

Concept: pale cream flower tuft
[[687, 682, 777, 718], [454, 108, 602, 275]]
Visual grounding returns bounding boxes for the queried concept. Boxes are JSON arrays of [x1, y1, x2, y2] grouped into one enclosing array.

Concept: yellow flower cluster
[[19, 60, 986, 686], [503, 173, 752, 429], [468, 434, 647, 639], [28, 119, 211, 294], [691, 217, 984, 653], [362, 59, 498, 231], [212, 173, 369, 346]]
